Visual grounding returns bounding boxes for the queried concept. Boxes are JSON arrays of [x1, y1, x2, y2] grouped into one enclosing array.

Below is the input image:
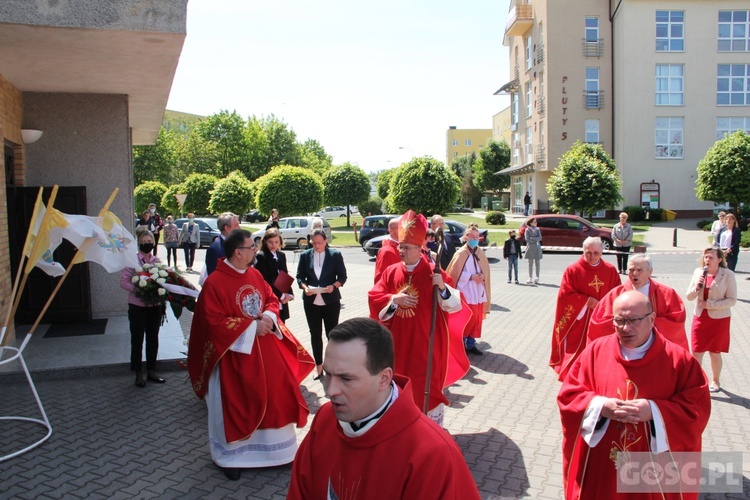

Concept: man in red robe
[[550, 237, 621, 381], [373, 216, 400, 284], [558, 291, 710, 499], [588, 254, 688, 349], [188, 229, 314, 480], [369, 210, 470, 426], [288, 317, 480, 500]]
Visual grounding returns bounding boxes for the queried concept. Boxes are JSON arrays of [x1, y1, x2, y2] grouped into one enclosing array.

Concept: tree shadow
[[487, 257, 502, 264], [490, 303, 511, 312], [469, 346, 534, 380], [452, 427, 531, 499]]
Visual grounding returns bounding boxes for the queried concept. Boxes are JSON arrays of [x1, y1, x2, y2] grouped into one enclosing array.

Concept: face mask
[[188, 218, 194, 223], [467, 239, 479, 248], [167, 220, 173, 224], [139, 243, 154, 253], [427, 241, 437, 250], [149, 208, 156, 214], [510, 235, 516, 239]]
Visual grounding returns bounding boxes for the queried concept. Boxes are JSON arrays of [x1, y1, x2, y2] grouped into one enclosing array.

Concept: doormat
[[44, 319, 108, 338]]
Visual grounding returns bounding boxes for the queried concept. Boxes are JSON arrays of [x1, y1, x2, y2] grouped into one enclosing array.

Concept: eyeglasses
[[238, 246, 256, 251], [612, 314, 651, 327]]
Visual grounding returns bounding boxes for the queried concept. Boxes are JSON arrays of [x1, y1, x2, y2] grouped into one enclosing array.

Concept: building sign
[[561, 76, 568, 140], [640, 182, 660, 209]]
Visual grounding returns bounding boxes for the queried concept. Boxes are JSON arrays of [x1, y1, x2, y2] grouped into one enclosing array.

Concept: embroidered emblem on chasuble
[[588, 275, 605, 293], [609, 379, 644, 466], [237, 284, 263, 318], [395, 276, 418, 318]]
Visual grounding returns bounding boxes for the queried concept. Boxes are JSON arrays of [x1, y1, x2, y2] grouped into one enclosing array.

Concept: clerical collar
[[339, 382, 399, 438], [403, 259, 421, 273], [620, 331, 654, 360], [225, 260, 248, 274]]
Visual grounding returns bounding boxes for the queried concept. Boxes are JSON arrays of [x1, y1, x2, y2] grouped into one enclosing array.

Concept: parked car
[[363, 220, 489, 257], [244, 209, 265, 223], [359, 214, 400, 247], [313, 206, 349, 219], [173, 217, 221, 248], [251, 216, 332, 249], [518, 214, 613, 250], [451, 205, 474, 213]]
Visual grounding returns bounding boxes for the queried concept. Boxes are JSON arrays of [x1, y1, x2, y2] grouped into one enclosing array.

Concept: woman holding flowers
[[120, 228, 166, 387]]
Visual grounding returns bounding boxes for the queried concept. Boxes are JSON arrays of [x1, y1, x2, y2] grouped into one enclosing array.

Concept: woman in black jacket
[[717, 213, 742, 271], [296, 229, 347, 379], [254, 228, 293, 321]]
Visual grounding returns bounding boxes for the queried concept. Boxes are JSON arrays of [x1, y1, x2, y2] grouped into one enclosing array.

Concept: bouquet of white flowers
[[132, 263, 197, 318]]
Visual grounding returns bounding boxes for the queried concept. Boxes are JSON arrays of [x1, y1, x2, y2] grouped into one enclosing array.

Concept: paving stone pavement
[[2, 221, 749, 499]]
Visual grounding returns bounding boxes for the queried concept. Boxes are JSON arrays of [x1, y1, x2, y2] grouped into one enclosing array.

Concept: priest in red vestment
[[188, 229, 314, 481], [373, 216, 401, 284], [550, 237, 621, 381], [288, 317, 480, 500], [558, 291, 710, 499], [588, 254, 688, 350], [368, 210, 470, 426]]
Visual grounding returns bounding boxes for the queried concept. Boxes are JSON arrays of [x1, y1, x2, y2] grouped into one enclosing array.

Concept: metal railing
[[583, 90, 604, 109], [582, 39, 605, 58]]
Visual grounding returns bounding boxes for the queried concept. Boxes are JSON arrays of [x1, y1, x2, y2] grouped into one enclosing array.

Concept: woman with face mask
[[119, 229, 166, 387], [178, 213, 200, 272], [447, 224, 491, 355], [524, 218, 543, 284]]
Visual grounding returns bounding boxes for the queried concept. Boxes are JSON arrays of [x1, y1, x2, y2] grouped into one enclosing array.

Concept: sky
[[166, 0, 512, 173]]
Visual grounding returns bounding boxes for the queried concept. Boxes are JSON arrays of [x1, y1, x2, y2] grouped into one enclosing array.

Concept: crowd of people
[[121, 203, 741, 497]]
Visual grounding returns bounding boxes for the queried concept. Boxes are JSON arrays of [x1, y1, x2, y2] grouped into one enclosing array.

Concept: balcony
[[536, 95, 545, 116], [505, 4, 534, 37], [535, 145, 545, 165], [584, 90, 605, 109], [535, 43, 544, 64], [582, 39, 605, 58]]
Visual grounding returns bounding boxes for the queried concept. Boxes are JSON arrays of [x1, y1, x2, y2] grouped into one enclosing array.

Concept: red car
[[519, 214, 613, 250]]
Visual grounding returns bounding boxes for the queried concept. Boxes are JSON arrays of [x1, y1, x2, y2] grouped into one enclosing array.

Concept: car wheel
[[298, 238, 308, 249], [601, 239, 612, 252], [339, 214, 346, 217]]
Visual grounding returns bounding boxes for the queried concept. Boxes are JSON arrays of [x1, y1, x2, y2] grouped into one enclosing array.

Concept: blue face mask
[[467, 239, 479, 249], [427, 241, 437, 250]]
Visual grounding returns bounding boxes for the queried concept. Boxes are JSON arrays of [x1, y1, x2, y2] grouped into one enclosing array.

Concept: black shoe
[[466, 346, 483, 356], [313, 373, 323, 381], [135, 374, 146, 388], [147, 373, 166, 383], [223, 467, 241, 481]]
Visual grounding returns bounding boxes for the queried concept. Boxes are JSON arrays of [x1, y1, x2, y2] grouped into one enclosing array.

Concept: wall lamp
[[21, 129, 44, 144]]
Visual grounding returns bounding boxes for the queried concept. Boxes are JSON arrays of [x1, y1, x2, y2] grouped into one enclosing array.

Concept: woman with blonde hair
[[611, 212, 633, 275], [717, 213, 741, 271]]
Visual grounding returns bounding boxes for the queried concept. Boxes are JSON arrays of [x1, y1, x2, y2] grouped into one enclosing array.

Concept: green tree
[[180, 173, 218, 216], [473, 140, 511, 195], [134, 181, 168, 214], [175, 128, 222, 178], [388, 157, 460, 216], [208, 171, 254, 215], [298, 138, 333, 176], [322, 163, 371, 226], [696, 130, 750, 212], [160, 184, 184, 218], [358, 197, 383, 216], [133, 128, 179, 187], [547, 141, 622, 217], [254, 166, 324, 218], [451, 154, 481, 207], [246, 115, 301, 178], [194, 110, 251, 178], [376, 168, 396, 200]]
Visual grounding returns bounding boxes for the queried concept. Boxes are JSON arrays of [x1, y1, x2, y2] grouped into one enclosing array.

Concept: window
[[656, 11, 684, 51], [526, 35, 533, 70], [465, 139, 472, 146], [452, 139, 458, 146], [512, 132, 519, 165], [526, 81, 532, 117], [585, 119, 599, 143], [717, 64, 750, 105], [453, 152, 458, 158], [539, 120, 544, 143], [525, 127, 533, 164], [655, 64, 684, 105], [539, 21, 543, 44], [511, 93, 519, 124], [718, 11, 749, 52], [585, 17, 599, 42], [655, 117, 684, 158], [585, 67, 601, 108], [716, 117, 750, 139]]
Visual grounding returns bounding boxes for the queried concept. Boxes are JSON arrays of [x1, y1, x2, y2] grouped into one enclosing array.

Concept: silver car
[[252, 216, 332, 249]]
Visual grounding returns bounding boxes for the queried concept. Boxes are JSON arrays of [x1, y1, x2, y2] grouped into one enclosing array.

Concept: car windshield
[[277, 219, 288, 229], [202, 219, 218, 230]]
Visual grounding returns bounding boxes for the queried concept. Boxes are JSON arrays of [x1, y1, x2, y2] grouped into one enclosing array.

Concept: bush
[[741, 230, 750, 248], [622, 205, 646, 222], [209, 170, 253, 215], [649, 208, 664, 221], [358, 197, 383, 216], [134, 181, 168, 215], [696, 220, 713, 231], [181, 173, 218, 216], [160, 184, 183, 217], [485, 211, 506, 225], [255, 165, 323, 216]]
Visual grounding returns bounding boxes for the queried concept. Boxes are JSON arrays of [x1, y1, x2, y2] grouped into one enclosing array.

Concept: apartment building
[[445, 126, 493, 167], [499, 0, 749, 216]]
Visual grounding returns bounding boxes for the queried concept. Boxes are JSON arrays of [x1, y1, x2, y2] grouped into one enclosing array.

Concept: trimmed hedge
[[485, 211, 506, 225]]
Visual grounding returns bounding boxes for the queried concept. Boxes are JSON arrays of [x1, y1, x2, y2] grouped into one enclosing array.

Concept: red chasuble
[[373, 239, 401, 284], [588, 279, 688, 350], [558, 333, 710, 500], [188, 259, 314, 443], [550, 257, 620, 381], [368, 261, 470, 412], [288, 375, 481, 500]]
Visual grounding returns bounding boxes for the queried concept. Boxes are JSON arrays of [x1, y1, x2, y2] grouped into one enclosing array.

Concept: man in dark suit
[[205, 212, 240, 276], [430, 214, 455, 271], [296, 229, 348, 379]]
